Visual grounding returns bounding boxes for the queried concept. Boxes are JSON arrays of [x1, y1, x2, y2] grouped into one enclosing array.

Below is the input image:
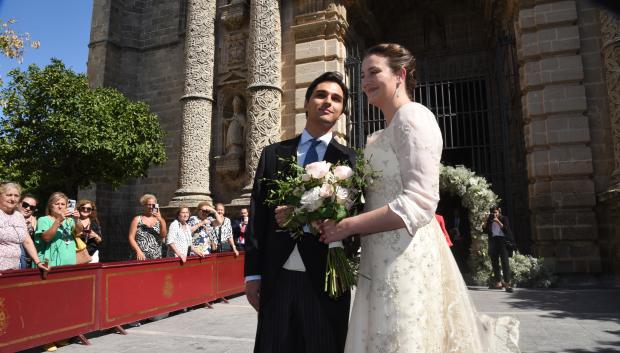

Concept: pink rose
[[319, 183, 334, 198], [333, 165, 354, 180], [305, 161, 332, 179]]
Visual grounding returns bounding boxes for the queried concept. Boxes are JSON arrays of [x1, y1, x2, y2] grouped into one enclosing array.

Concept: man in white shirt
[[244, 72, 356, 353]]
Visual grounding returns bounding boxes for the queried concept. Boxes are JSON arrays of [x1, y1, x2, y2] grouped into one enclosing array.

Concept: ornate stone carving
[[171, 0, 217, 205], [225, 32, 248, 68], [220, 0, 248, 31], [246, 89, 281, 181], [247, 0, 281, 89], [600, 9, 620, 185], [244, 0, 282, 189]]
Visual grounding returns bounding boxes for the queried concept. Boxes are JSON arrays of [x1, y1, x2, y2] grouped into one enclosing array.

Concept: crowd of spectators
[[0, 185, 246, 274]]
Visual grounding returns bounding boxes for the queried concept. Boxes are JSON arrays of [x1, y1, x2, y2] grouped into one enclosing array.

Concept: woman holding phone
[[128, 194, 167, 260], [75, 199, 103, 262], [34, 192, 77, 266]]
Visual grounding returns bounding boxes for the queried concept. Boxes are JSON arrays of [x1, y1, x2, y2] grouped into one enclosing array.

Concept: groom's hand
[[246, 280, 261, 312], [275, 205, 293, 227]]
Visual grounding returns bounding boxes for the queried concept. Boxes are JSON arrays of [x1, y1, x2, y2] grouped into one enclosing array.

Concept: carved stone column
[[171, 0, 216, 205], [600, 9, 620, 185], [243, 0, 282, 191]]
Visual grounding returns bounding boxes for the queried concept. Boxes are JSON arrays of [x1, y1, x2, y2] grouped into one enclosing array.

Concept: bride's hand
[[319, 219, 352, 243]]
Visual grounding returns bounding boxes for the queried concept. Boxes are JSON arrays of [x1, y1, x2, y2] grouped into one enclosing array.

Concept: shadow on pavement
[[504, 288, 620, 321]]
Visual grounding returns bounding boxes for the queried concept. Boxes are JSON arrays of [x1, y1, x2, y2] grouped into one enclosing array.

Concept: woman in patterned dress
[[0, 182, 48, 272], [188, 201, 220, 254], [166, 206, 206, 262], [128, 194, 167, 260], [209, 203, 239, 256]]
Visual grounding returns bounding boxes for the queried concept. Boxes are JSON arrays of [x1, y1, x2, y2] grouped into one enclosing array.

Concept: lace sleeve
[[387, 103, 443, 236]]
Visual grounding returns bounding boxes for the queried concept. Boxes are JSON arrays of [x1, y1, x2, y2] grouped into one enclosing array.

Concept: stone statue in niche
[[223, 95, 246, 159]]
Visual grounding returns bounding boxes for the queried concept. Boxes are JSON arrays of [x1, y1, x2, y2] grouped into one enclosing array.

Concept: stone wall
[[291, 3, 348, 139], [575, 0, 617, 275], [516, 0, 602, 273]]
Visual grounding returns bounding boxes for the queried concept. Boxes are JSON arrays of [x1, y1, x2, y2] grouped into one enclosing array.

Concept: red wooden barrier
[[214, 252, 245, 299], [0, 252, 245, 353]]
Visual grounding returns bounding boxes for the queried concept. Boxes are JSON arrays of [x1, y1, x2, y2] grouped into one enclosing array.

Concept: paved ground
[[23, 287, 620, 353]]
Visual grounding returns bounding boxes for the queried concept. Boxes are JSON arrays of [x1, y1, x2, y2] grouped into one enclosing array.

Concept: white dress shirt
[[491, 221, 505, 237], [282, 130, 332, 272]]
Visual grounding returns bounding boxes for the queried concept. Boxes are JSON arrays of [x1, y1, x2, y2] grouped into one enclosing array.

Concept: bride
[[318, 43, 520, 353]]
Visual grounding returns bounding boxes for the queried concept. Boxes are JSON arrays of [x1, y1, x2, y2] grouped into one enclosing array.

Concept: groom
[[245, 71, 356, 353]]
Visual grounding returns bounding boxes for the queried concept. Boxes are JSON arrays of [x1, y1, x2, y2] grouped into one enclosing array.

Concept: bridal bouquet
[[265, 153, 376, 299]]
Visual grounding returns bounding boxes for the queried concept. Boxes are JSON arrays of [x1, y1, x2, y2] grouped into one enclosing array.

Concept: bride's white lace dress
[[345, 102, 520, 353]]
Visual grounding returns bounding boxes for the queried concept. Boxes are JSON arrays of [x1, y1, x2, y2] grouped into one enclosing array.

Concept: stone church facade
[[86, 0, 620, 280]]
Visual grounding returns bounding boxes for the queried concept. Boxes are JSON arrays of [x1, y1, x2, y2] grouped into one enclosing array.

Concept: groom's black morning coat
[[245, 135, 356, 352]]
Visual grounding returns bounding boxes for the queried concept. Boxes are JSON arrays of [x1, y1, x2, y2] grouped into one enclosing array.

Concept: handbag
[[76, 248, 92, 264]]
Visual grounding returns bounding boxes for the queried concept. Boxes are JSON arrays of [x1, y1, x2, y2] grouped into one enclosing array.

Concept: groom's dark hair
[[304, 71, 349, 117]]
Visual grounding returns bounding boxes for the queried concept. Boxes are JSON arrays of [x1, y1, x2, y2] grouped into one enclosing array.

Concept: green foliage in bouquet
[[264, 160, 306, 208], [439, 165, 555, 288]]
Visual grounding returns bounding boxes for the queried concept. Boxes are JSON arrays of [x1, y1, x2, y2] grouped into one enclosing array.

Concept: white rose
[[305, 161, 332, 179], [300, 186, 323, 212], [301, 174, 311, 182], [333, 165, 354, 180], [335, 186, 350, 205], [319, 183, 335, 198]]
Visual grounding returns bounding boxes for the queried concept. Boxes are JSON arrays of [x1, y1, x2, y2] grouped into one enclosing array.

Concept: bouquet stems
[[324, 244, 356, 299]]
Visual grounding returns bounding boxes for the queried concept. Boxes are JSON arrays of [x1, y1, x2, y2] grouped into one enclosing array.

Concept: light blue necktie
[[303, 139, 322, 166], [302, 139, 322, 234]]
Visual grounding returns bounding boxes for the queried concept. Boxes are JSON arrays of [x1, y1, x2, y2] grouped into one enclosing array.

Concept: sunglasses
[[21, 202, 38, 212], [200, 209, 210, 213], [80, 207, 93, 212]]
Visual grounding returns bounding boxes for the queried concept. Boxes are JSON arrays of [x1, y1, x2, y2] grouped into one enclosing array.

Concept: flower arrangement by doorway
[[439, 165, 555, 288]]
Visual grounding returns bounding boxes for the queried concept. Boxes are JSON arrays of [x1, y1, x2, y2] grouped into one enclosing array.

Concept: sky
[[0, 0, 93, 81]]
